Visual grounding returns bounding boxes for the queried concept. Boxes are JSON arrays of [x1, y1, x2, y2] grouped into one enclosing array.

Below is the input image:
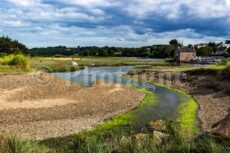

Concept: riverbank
[[128, 66, 230, 138], [0, 65, 229, 152], [0, 73, 144, 140], [0, 56, 168, 73]]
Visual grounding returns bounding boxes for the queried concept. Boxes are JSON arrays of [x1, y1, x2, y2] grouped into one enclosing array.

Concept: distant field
[[73, 57, 166, 66], [0, 56, 166, 73], [3, 56, 227, 74], [30, 57, 167, 72]]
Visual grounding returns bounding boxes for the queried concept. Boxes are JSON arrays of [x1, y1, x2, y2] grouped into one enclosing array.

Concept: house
[[174, 47, 196, 62], [195, 43, 208, 49], [114, 51, 122, 56], [215, 40, 230, 55], [215, 47, 228, 55]]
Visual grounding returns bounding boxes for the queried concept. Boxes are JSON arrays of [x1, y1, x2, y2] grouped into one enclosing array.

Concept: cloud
[[6, 0, 40, 7], [125, 0, 230, 19], [0, 0, 230, 47], [59, 0, 118, 8]]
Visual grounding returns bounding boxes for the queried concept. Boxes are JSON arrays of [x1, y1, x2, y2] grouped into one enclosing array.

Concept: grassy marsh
[[0, 54, 30, 73], [89, 88, 158, 135]]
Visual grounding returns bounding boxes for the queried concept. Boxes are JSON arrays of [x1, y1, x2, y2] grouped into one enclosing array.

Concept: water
[[54, 66, 181, 131], [133, 58, 163, 62]]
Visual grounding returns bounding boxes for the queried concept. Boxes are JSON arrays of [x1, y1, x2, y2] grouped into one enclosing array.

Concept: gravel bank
[[0, 73, 144, 140]]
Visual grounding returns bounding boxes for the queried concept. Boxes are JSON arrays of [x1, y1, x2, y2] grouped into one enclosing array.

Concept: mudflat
[[0, 73, 144, 140], [130, 71, 230, 138]]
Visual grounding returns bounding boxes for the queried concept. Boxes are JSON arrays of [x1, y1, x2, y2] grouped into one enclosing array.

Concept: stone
[[134, 133, 148, 141], [146, 120, 167, 132], [133, 133, 149, 147], [120, 135, 131, 144], [152, 131, 168, 144]]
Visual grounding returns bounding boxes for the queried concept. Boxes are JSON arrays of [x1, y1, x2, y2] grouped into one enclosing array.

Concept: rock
[[134, 133, 149, 143], [146, 120, 167, 132], [210, 111, 230, 139], [120, 135, 131, 144], [152, 131, 168, 144], [134, 133, 148, 141]]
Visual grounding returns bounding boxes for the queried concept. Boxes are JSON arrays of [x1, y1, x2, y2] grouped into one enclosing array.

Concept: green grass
[[0, 135, 52, 153], [0, 54, 30, 73], [30, 57, 83, 72], [89, 88, 158, 135], [40, 87, 159, 152], [2, 126, 230, 153], [177, 92, 198, 136], [0, 54, 29, 68], [69, 122, 230, 153], [0, 65, 29, 73], [122, 76, 199, 136], [1, 84, 229, 153], [133, 65, 199, 72], [185, 61, 230, 80], [151, 81, 199, 135], [145, 82, 198, 136], [218, 62, 230, 79], [31, 57, 167, 68], [0, 56, 167, 73]]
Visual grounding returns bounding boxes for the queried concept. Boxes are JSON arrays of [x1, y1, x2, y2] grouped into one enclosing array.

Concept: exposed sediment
[[0, 73, 144, 140]]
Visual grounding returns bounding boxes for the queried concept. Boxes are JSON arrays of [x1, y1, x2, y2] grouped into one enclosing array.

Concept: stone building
[[174, 47, 196, 62]]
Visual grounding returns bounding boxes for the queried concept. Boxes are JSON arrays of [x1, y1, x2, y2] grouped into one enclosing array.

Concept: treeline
[[1, 36, 229, 58], [29, 45, 180, 58], [29, 39, 182, 57], [0, 36, 28, 55]]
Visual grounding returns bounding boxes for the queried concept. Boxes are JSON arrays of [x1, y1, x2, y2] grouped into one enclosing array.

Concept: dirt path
[[129, 72, 230, 138], [0, 73, 144, 140]]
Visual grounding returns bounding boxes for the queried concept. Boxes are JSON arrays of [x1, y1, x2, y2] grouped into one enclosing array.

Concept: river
[[54, 66, 182, 131]]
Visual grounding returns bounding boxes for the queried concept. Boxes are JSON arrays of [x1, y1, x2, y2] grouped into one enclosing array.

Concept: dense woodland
[[29, 39, 181, 57], [0, 36, 230, 57], [29, 45, 177, 58], [0, 36, 28, 55]]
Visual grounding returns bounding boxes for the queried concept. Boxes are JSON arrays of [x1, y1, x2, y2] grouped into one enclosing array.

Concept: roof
[[215, 47, 227, 55], [195, 43, 208, 46], [176, 47, 195, 52]]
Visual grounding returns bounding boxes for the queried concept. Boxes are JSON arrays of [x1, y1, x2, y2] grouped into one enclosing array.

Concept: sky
[[0, 0, 230, 48]]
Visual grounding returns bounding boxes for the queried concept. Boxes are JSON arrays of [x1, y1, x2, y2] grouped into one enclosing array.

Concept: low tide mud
[[0, 73, 144, 140]]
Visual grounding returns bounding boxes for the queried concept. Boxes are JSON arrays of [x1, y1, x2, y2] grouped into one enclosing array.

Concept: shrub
[[0, 54, 30, 70], [70, 121, 230, 153], [219, 63, 230, 79], [217, 59, 230, 66], [1, 122, 229, 153], [0, 135, 51, 153]]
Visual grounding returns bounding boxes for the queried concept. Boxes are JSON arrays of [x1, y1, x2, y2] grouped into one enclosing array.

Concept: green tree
[[169, 39, 180, 46], [225, 40, 230, 44], [0, 36, 28, 54], [208, 42, 218, 53], [227, 47, 230, 54], [197, 46, 213, 57]]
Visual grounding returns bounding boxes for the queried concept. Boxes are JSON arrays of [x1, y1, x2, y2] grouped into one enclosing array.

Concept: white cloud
[[1, 1, 108, 23], [0, 0, 229, 47], [125, 0, 230, 20], [125, 0, 182, 19], [6, 0, 40, 7], [59, 0, 118, 8]]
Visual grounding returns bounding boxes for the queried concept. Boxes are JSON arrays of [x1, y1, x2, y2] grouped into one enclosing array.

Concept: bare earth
[[0, 73, 144, 140], [130, 72, 230, 138]]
